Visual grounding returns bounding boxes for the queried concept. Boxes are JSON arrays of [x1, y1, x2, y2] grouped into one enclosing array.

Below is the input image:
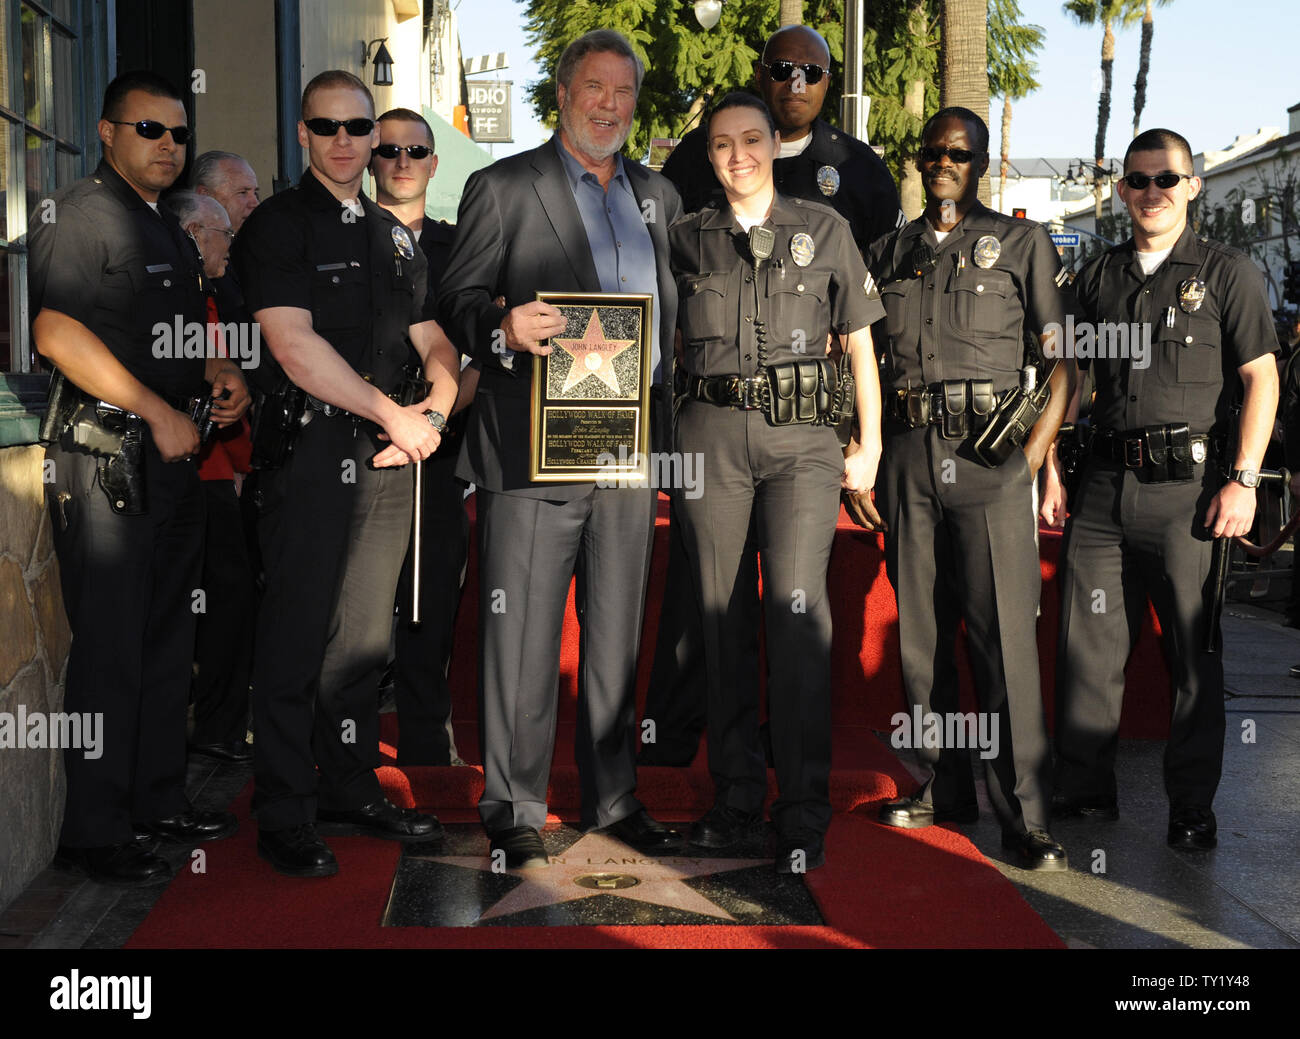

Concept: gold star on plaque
[[426, 832, 762, 923], [554, 309, 636, 394]]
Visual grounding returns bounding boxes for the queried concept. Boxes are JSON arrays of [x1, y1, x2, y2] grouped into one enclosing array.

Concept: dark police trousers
[[675, 402, 842, 840], [1055, 463, 1224, 809], [47, 438, 203, 846], [876, 424, 1050, 833], [391, 445, 468, 765], [250, 413, 412, 829]]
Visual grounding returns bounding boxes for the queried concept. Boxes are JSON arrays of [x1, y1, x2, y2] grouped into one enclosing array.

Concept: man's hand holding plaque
[[501, 301, 566, 355]]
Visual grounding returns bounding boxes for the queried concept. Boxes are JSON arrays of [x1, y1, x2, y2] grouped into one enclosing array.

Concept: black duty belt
[[885, 379, 1006, 440], [686, 373, 770, 410], [1092, 423, 1213, 482]]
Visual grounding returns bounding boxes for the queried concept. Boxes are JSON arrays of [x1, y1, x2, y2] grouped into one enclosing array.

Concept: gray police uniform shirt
[[28, 159, 208, 401], [869, 202, 1066, 396], [670, 194, 883, 379], [1072, 223, 1275, 437]]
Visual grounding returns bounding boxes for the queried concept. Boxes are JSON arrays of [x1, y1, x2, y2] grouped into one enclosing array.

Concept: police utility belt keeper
[[40, 369, 222, 515], [1092, 423, 1211, 482]]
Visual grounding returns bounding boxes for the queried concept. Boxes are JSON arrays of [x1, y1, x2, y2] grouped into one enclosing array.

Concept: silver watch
[[424, 410, 447, 433]]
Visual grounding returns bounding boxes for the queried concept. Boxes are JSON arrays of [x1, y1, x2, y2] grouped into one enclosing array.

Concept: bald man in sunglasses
[[1052, 128, 1278, 851]]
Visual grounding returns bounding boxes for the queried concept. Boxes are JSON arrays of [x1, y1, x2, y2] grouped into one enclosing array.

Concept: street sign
[[468, 80, 512, 143], [1051, 233, 1081, 247]]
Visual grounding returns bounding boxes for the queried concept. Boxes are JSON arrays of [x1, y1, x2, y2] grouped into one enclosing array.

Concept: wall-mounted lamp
[[362, 38, 395, 87]]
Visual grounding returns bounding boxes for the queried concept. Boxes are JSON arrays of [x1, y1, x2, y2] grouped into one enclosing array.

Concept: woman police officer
[[669, 92, 883, 872]]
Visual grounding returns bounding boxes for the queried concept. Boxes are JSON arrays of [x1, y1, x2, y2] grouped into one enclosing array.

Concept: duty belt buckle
[[725, 376, 745, 407], [1123, 437, 1144, 469], [903, 389, 929, 428], [745, 378, 765, 410]]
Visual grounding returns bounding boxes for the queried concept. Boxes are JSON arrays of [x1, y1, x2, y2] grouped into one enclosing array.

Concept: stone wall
[[0, 442, 71, 913]]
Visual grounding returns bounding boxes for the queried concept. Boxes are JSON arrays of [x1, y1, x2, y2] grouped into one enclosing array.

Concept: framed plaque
[[529, 291, 653, 482]]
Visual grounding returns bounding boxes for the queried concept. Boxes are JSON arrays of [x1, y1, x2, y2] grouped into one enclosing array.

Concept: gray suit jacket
[[439, 136, 682, 500]]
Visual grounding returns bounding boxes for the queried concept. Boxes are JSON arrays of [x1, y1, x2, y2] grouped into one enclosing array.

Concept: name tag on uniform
[[145, 264, 173, 274], [315, 263, 347, 272]]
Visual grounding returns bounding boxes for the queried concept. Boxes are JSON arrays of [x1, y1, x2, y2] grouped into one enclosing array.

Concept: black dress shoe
[[55, 842, 172, 887], [135, 809, 237, 844], [877, 795, 979, 829], [189, 740, 254, 764], [602, 809, 682, 851], [774, 836, 826, 874], [489, 825, 549, 870], [688, 806, 763, 849], [1051, 793, 1119, 820], [317, 799, 442, 842], [1168, 807, 1217, 850], [1001, 829, 1069, 871], [258, 824, 338, 877]]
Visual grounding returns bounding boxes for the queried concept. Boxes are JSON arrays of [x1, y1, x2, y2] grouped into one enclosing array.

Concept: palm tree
[[779, 0, 803, 26], [1132, 0, 1172, 137], [940, 0, 990, 202], [988, 0, 1043, 212], [1062, 0, 1144, 216]]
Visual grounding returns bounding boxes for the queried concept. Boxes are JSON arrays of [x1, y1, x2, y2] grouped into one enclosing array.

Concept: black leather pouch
[[941, 380, 969, 440]]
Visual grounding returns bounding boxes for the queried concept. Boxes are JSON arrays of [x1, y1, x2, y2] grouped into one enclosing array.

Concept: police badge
[[392, 225, 415, 260], [973, 235, 1001, 269], [790, 232, 815, 267], [816, 165, 840, 197], [1178, 278, 1207, 313]]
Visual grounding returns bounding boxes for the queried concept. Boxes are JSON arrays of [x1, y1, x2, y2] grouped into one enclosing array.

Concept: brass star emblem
[[426, 832, 761, 923], [554, 309, 635, 394]]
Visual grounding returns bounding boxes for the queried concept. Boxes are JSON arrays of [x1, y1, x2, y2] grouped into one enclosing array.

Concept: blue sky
[[458, 0, 1298, 160]]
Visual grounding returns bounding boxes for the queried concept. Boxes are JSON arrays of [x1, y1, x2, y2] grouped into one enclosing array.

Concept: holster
[[972, 381, 1049, 468], [97, 422, 147, 515], [393, 363, 431, 408], [249, 382, 307, 471], [825, 352, 856, 447]]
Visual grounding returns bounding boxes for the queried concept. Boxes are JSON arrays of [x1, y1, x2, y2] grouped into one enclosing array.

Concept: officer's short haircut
[[1125, 128, 1194, 173], [556, 29, 644, 96], [192, 150, 248, 192], [921, 106, 990, 155], [761, 25, 831, 68], [707, 92, 776, 138], [301, 70, 375, 120], [101, 70, 183, 122], [377, 108, 435, 150], [162, 189, 225, 229]]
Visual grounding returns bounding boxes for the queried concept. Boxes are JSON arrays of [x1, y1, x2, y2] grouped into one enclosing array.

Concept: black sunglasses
[[762, 60, 827, 85], [109, 120, 191, 145], [919, 145, 979, 164], [304, 117, 376, 138], [373, 143, 432, 160], [1121, 172, 1192, 190]]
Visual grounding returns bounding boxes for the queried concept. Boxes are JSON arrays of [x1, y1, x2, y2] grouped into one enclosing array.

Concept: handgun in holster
[[249, 380, 307, 471], [393, 362, 431, 408], [973, 372, 1050, 468], [825, 351, 857, 447]]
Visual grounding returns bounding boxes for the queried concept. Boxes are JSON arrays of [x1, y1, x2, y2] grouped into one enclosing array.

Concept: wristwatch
[[1230, 468, 1260, 488], [424, 410, 447, 432]]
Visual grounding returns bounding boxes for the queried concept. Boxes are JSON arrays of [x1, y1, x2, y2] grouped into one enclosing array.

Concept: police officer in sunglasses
[[852, 107, 1075, 871], [231, 70, 461, 877], [644, 25, 902, 769], [1052, 129, 1278, 851]]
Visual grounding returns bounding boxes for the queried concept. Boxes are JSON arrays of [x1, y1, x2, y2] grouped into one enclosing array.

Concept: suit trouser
[[640, 497, 760, 763], [47, 439, 203, 847], [1055, 463, 1224, 810], [675, 402, 841, 840], [391, 444, 468, 765], [250, 416, 412, 830], [192, 479, 255, 746], [876, 424, 1050, 834], [475, 484, 655, 833]]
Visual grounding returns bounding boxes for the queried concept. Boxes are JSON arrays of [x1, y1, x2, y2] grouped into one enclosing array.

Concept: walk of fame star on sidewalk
[[554, 310, 636, 394], [429, 832, 761, 922]]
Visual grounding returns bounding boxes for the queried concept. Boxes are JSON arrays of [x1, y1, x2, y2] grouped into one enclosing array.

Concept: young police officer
[[233, 71, 460, 877], [1053, 129, 1278, 850], [852, 107, 1074, 870], [32, 72, 249, 885]]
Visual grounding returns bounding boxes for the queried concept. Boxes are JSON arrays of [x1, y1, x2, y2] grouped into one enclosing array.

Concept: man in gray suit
[[438, 29, 683, 869]]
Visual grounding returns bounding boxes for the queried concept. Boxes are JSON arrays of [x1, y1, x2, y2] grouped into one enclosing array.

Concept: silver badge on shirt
[[392, 225, 416, 260], [790, 232, 815, 267], [1178, 278, 1207, 313], [817, 165, 841, 197], [973, 235, 1001, 269]]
